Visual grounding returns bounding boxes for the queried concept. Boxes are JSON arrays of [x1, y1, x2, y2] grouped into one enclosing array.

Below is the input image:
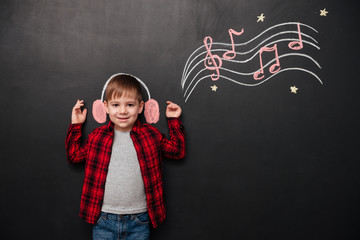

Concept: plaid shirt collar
[[106, 119, 142, 134]]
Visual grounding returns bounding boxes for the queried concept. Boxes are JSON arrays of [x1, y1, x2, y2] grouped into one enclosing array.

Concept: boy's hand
[[71, 100, 87, 124], [166, 101, 182, 118]]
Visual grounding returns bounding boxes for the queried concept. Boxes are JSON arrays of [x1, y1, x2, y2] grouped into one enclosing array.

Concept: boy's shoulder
[[135, 118, 183, 135], [136, 121, 162, 135], [140, 122, 157, 129], [89, 123, 112, 136]]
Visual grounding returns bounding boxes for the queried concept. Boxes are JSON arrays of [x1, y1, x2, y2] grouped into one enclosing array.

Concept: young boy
[[65, 74, 185, 239]]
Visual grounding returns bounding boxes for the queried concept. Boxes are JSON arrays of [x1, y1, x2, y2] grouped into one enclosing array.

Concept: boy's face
[[104, 93, 144, 132]]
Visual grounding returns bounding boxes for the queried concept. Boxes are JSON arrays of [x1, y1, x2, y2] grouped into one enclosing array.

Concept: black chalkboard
[[1, 0, 359, 239]]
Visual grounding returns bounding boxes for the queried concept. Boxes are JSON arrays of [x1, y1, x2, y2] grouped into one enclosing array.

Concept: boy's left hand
[[166, 101, 182, 118]]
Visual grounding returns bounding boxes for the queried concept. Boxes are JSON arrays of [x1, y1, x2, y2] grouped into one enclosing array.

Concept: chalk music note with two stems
[[253, 44, 281, 80]]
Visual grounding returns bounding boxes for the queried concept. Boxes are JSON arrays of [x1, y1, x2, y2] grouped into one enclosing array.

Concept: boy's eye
[[112, 104, 119, 107], [128, 104, 134, 107]]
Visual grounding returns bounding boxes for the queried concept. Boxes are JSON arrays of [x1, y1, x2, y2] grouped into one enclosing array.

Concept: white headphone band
[[100, 73, 151, 102]]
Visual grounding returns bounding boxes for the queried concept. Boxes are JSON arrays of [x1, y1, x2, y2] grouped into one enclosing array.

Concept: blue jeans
[[92, 211, 150, 240]]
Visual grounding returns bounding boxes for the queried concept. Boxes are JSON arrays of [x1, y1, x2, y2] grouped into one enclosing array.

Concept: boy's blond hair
[[105, 74, 143, 102]]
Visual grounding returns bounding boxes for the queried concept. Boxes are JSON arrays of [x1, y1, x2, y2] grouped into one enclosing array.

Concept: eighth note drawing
[[253, 44, 281, 80], [223, 28, 244, 60]]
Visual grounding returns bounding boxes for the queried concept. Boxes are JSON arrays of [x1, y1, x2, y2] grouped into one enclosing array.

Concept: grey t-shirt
[[101, 130, 147, 214]]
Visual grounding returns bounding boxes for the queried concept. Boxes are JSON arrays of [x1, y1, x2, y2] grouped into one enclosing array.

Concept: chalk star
[[290, 86, 299, 94], [320, 8, 328, 16], [210, 85, 218, 92], [257, 13, 265, 22]]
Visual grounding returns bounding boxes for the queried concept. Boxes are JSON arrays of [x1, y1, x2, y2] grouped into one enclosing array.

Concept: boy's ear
[[138, 101, 144, 114], [104, 101, 110, 114]]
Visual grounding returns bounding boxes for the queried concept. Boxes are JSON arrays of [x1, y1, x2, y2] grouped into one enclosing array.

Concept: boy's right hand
[[71, 100, 87, 124]]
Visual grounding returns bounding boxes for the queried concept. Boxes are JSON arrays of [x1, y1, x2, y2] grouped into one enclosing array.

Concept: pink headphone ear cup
[[144, 99, 160, 124], [92, 99, 107, 123]]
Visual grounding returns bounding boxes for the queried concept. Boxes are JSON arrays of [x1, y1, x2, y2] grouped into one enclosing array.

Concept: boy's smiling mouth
[[117, 116, 130, 121]]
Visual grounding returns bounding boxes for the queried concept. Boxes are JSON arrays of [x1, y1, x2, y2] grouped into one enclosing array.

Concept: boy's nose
[[120, 105, 127, 114], [119, 105, 127, 114]]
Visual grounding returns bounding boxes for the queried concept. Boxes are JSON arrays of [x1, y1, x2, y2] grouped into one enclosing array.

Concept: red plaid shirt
[[65, 118, 185, 228]]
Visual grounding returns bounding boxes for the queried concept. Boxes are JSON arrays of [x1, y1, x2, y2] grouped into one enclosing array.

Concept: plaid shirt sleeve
[[161, 118, 186, 159], [65, 123, 88, 164]]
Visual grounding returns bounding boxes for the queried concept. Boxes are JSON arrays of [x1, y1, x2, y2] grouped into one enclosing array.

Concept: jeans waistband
[[100, 211, 148, 221]]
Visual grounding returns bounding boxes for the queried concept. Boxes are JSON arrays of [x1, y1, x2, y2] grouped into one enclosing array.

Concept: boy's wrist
[[166, 117, 181, 122], [167, 118, 184, 133], [167, 117, 182, 125], [69, 122, 83, 129]]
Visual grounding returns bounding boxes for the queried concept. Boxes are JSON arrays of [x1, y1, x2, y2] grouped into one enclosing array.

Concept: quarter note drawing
[[181, 22, 323, 102], [288, 22, 303, 50]]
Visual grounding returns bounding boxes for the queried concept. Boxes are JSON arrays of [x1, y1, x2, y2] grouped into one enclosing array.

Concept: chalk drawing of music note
[[181, 22, 323, 102], [253, 44, 281, 80], [288, 22, 303, 50], [223, 28, 244, 60], [204, 36, 223, 81]]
